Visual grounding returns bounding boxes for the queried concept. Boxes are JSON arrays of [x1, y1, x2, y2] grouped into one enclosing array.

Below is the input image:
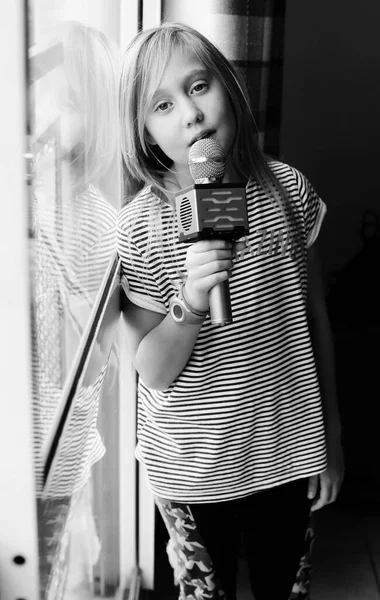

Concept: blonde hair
[[120, 22, 300, 248], [59, 21, 120, 197]]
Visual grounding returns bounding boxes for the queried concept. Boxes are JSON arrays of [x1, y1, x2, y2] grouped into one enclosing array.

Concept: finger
[[311, 481, 331, 511], [187, 248, 233, 268], [185, 267, 233, 303], [192, 239, 232, 253], [188, 258, 233, 280], [194, 270, 233, 295], [307, 475, 319, 500], [328, 479, 342, 505], [328, 487, 338, 505]]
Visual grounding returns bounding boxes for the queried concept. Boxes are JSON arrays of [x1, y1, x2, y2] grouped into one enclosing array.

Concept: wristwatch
[[169, 283, 209, 325]]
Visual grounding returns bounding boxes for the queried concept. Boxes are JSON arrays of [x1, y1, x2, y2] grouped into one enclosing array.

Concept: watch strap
[[169, 283, 209, 325], [180, 283, 209, 317]]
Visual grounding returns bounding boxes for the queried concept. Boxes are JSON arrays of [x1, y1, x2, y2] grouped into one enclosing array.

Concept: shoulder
[[246, 160, 313, 205], [117, 185, 164, 239], [117, 186, 175, 257], [81, 185, 117, 223], [267, 159, 311, 196], [265, 160, 324, 218], [268, 161, 326, 246], [118, 186, 156, 227]]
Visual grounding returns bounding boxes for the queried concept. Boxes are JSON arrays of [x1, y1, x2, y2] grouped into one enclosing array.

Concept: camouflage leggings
[[156, 484, 314, 600]]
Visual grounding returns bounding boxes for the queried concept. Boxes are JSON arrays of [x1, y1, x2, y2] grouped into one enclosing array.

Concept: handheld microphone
[[175, 138, 248, 326]]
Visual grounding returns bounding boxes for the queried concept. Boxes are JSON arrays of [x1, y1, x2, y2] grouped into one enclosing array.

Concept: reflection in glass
[[29, 13, 120, 493], [37, 281, 121, 598], [27, 3, 124, 597]]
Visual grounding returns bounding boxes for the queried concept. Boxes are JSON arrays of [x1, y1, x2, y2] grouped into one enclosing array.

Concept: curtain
[[162, 0, 287, 158]]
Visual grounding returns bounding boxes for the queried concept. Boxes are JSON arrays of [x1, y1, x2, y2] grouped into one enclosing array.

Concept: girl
[[117, 22, 344, 600]]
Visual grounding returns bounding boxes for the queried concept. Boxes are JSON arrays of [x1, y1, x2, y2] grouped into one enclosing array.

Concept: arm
[[306, 243, 345, 510], [123, 239, 233, 390], [122, 299, 203, 390]]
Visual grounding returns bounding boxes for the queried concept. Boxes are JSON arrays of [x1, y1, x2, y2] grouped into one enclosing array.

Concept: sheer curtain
[[162, 0, 286, 157]]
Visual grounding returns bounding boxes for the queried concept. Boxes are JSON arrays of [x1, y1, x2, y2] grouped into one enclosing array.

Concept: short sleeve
[[117, 213, 167, 316], [295, 169, 327, 248]]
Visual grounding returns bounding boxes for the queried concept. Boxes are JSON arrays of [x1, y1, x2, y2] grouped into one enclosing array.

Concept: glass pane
[[37, 279, 122, 599], [26, 1, 135, 597], [28, 1, 120, 481], [29, 8, 120, 388]]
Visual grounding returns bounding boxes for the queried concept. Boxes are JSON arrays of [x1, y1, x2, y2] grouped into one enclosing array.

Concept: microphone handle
[[209, 279, 233, 326]]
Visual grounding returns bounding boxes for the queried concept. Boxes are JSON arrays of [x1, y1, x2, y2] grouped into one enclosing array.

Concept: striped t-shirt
[[32, 184, 116, 496], [117, 161, 328, 503]]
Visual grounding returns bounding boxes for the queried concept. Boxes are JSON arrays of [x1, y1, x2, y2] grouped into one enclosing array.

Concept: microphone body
[[175, 179, 248, 326], [175, 138, 248, 326], [209, 278, 232, 326]]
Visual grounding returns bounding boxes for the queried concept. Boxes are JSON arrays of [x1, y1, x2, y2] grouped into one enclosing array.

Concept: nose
[[181, 97, 204, 128]]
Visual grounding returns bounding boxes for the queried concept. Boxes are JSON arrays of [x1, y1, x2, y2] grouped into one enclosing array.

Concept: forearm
[[135, 314, 202, 390], [308, 311, 345, 500]]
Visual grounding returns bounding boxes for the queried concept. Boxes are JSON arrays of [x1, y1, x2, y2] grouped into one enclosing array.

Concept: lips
[[190, 130, 215, 146]]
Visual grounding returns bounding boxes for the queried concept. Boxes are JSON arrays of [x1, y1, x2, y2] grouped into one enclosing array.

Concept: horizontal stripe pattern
[[32, 184, 117, 298], [117, 161, 327, 502], [31, 185, 116, 495], [42, 364, 108, 496]]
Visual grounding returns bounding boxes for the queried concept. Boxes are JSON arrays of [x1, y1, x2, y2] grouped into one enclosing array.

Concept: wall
[[280, 1, 380, 276]]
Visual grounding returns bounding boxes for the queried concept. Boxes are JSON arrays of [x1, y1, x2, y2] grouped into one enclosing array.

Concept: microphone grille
[[188, 138, 226, 183]]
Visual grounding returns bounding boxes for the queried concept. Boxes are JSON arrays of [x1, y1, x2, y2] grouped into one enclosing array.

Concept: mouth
[[189, 130, 215, 146]]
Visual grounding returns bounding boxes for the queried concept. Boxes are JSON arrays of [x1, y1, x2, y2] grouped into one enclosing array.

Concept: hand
[[184, 239, 233, 312], [307, 436, 345, 511]]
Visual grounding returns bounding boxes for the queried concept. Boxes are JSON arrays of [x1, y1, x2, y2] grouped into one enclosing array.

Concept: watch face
[[172, 301, 185, 322], [170, 295, 206, 325]]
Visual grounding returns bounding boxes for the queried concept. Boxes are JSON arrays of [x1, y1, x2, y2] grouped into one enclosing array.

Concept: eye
[[190, 82, 208, 95], [155, 101, 171, 113]]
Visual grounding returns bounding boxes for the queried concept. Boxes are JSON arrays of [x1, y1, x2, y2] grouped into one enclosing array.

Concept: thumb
[[307, 475, 319, 500]]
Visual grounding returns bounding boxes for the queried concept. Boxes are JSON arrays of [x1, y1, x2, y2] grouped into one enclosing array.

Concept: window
[[27, 1, 139, 597]]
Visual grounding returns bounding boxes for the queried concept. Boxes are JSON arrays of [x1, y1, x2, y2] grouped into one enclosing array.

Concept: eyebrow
[[151, 68, 210, 104]]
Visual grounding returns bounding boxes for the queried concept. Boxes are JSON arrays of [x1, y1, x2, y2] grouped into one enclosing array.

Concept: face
[[144, 47, 236, 187]]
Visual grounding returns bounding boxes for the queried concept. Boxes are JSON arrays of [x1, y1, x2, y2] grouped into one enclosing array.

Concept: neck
[[170, 166, 193, 190]]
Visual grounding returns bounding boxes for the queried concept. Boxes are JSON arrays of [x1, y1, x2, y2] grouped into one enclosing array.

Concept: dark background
[[281, 1, 380, 509]]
